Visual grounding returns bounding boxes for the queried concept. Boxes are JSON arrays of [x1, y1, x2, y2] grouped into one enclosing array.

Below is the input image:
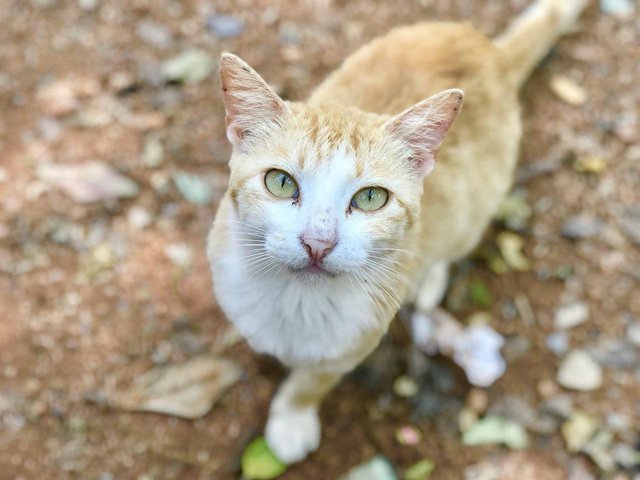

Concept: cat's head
[[218, 53, 462, 292]]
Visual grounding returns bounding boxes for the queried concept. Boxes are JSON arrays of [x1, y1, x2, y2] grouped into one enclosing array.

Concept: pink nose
[[301, 236, 336, 263]]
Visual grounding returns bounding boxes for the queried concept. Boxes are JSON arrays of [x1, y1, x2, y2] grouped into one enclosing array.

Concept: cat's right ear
[[220, 53, 290, 150], [383, 89, 464, 178]]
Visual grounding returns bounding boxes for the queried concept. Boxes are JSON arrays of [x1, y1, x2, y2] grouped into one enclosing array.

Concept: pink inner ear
[[385, 89, 464, 177], [219, 53, 289, 150]]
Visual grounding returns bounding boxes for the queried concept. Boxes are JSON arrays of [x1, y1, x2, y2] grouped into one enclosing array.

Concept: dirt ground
[[1, 0, 639, 479]]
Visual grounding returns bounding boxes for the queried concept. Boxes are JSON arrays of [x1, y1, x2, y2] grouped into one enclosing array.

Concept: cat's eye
[[264, 169, 299, 199], [351, 187, 389, 212]]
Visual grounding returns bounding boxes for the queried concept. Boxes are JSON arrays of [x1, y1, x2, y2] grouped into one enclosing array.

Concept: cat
[[208, 0, 588, 464]]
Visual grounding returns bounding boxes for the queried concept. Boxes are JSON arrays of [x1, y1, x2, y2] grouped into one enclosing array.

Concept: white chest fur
[[209, 240, 386, 368]]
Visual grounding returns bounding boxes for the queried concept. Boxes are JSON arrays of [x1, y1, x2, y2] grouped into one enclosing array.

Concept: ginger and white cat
[[208, 0, 588, 464]]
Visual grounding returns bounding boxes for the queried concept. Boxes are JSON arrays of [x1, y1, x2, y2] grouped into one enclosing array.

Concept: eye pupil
[[368, 189, 373, 201]]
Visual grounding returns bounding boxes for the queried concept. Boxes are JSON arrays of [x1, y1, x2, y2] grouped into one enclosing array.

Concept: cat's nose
[[301, 236, 336, 263]]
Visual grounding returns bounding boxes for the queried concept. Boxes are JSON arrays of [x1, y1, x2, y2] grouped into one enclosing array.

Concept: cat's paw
[[265, 406, 320, 464]]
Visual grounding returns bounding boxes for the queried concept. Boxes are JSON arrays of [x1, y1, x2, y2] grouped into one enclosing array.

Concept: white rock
[[554, 302, 589, 329], [557, 350, 603, 391], [627, 322, 640, 347], [164, 243, 193, 269], [127, 206, 152, 230]]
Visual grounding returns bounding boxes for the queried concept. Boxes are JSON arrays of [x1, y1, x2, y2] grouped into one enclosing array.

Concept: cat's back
[[309, 21, 512, 116]]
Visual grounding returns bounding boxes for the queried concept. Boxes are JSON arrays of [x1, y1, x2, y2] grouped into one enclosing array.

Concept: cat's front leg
[[265, 366, 345, 464]]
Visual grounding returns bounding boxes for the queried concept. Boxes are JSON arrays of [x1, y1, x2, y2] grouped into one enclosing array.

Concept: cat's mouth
[[292, 262, 336, 278]]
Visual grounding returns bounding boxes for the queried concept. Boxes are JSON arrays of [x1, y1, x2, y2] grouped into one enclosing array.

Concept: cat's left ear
[[383, 89, 464, 177], [220, 53, 290, 150]]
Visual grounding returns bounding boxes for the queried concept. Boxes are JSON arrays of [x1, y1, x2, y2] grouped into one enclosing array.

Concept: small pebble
[[37, 117, 63, 142], [161, 50, 215, 85], [164, 243, 193, 269], [173, 171, 214, 205], [561, 215, 603, 240], [466, 388, 489, 414], [127, 206, 152, 230], [206, 13, 245, 38], [611, 443, 640, 469], [393, 375, 419, 398], [395, 425, 421, 446], [78, 0, 97, 10], [554, 302, 589, 330], [600, 0, 635, 17], [458, 408, 479, 433], [562, 411, 599, 452], [549, 75, 588, 106], [546, 331, 569, 356], [339, 455, 397, 480], [137, 21, 173, 49], [142, 135, 164, 168], [537, 379, 559, 399], [619, 205, 640, 246], [557, 350, 603, 391], [627, 322, 640, 347]]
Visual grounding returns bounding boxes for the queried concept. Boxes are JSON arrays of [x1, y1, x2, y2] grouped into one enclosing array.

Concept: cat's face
[[219, 53, 462, 290], [227, 106, 421, 286]]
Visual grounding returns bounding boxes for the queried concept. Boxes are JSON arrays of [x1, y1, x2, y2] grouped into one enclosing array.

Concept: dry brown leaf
[[110, 355, 242, 419]]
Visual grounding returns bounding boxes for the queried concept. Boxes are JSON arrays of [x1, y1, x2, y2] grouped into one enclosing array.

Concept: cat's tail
[[495, 0, 589, 87]]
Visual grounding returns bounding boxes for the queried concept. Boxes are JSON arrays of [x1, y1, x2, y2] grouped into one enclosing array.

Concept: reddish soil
[[0, 1, 638, 479]]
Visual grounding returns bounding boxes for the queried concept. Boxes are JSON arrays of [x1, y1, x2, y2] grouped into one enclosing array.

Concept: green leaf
[[241, 437, 287, 480], [462, 416, 529, 450], [469, 279, 492, 308], [403, 459, 435, 480]]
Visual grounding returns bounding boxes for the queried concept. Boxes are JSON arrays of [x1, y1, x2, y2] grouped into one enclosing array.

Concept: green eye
[[264, 169, 299, 199], [351, 187, 389, 212]]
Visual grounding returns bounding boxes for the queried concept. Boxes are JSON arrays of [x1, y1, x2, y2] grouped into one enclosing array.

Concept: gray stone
[[611, 443, 640, 469], [628, 322, 640, 347], [541, 394, 574, 419], [619, 205, 640, 246], [546, 331, 569, 356], [137, 21, 174, 49], [561, 214, 603, 239], [591, 339, 640, 370], [206, 14, 245, 38], [502, 335, 531, 363], [37, 116, 63, 142]]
